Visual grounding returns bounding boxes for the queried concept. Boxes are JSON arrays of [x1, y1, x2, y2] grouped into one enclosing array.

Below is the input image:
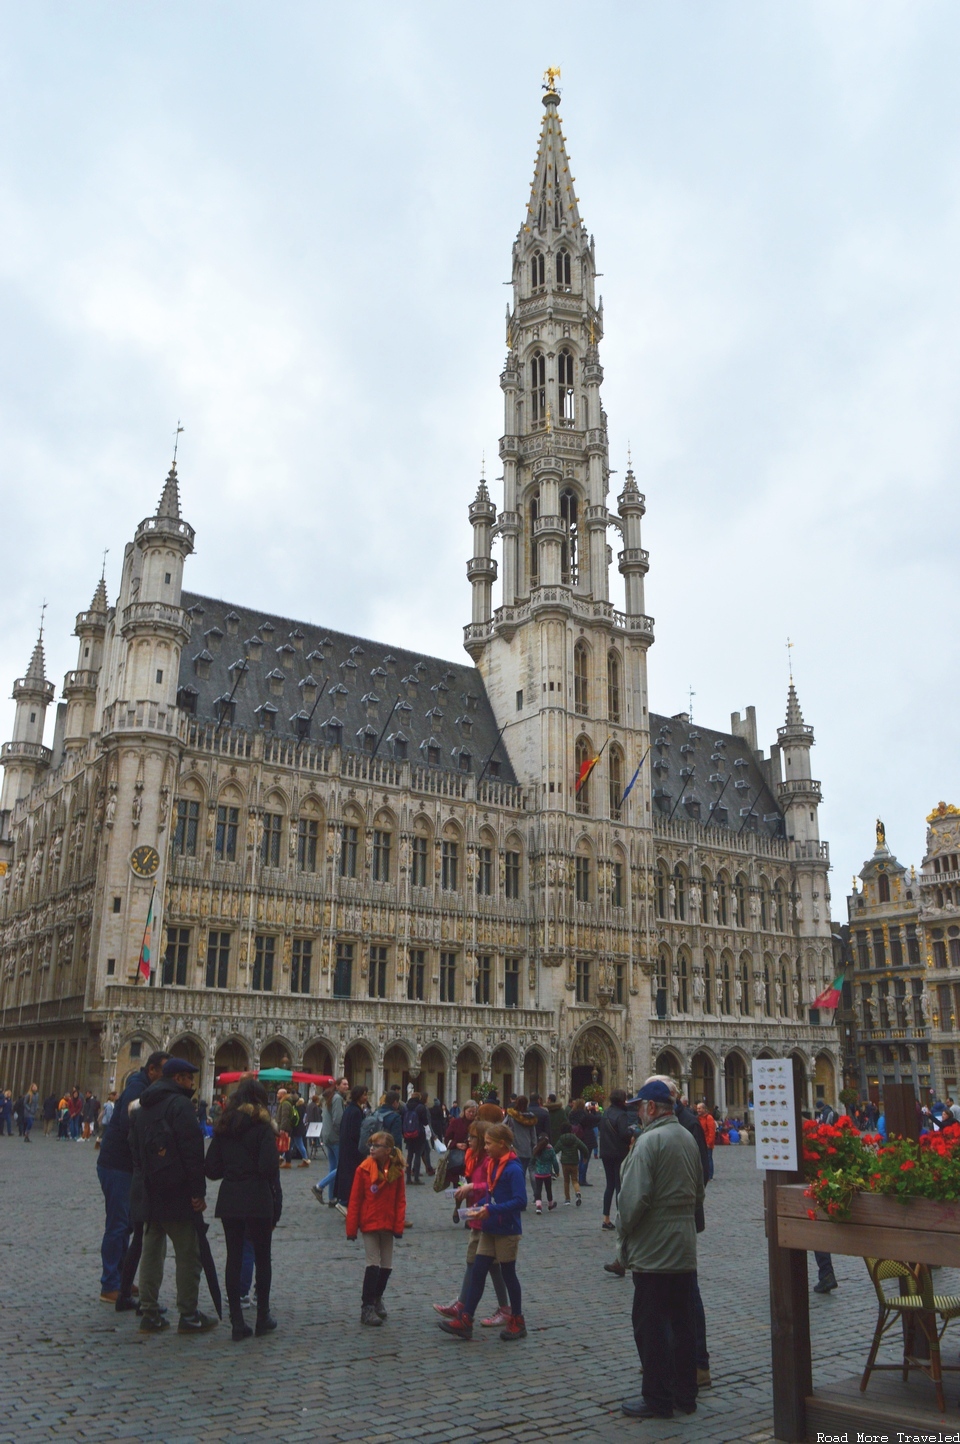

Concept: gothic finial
[[157, 463, 181, 521], [786, 635, 794, 683], [481, 450, 486, 480], [542, 66, 561, 96]]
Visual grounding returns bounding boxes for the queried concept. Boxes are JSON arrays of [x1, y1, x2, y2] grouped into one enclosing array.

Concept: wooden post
[[884, 1082, 919, 1143], [765, 1056, 812, 1442]]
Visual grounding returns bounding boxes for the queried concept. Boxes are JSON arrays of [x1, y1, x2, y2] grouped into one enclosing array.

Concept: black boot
[[361, 1265, 382, 1326], [230, 1307, 253, 1342], [374, 1267, 391, 1320], [254, 1287, 277, 1336]]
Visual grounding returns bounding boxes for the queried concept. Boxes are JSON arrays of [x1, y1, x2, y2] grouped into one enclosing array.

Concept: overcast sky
[[2, 2, 957, 901]]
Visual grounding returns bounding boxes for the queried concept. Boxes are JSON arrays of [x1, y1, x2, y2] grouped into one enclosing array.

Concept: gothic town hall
[[0, 81, 840, 1113]]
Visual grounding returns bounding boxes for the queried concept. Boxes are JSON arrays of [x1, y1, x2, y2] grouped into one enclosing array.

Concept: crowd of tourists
[[75, 1054, 716, 1419], [5, 1052, 719, 1419]]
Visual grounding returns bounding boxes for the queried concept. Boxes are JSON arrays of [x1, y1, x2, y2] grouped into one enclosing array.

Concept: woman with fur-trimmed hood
[[205, 1077, 282, 1340], [504, 1096, 539, 1192]]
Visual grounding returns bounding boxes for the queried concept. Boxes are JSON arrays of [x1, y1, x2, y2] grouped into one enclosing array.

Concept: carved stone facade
[[0, 80, 839, 1110]]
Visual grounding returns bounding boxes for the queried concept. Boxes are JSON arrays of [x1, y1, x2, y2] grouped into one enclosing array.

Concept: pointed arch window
[[575, 735, 592, 815], [555, 246, 571, 290], [774, 882, 785, 932], [678, 953, 689, 1013], [703, 954, 713, 1014], [656, 947, 668, 1018], [529, 487, 540, 588], [721, 957, 732, 1014], [673, 865, 686, 921], [530, 350, 546, 423], [558, 348, 575, 424], [608, 745, 624, 821], [573, 641, 588, 716], [878, 872, 890, 903], [531, 250, 545, 291], [740, 954, 751, 1014], [607, 651, 621, 723], [561, 487, 579, 583]]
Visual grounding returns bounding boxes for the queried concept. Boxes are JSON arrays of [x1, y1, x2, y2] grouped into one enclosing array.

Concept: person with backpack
[[346, 1131, 406, 1325], [360, 1090, 403, 1157], [531, 1133, 559, 1213], [555, 1123, 590, 1205], [288, 1092, 310, 1167], [204, 1076, 281, 1341], [97, 1053, 170, 1304], [402, 1092, 430, 1184], [129, 1057, 217, 1335]]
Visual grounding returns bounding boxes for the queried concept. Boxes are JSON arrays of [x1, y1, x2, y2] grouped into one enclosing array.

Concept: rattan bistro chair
[[860, 1257, 960, 1413]]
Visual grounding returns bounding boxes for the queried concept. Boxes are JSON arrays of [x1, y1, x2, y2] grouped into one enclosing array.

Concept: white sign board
[[306, 1122, 323, 1139], [753, 1058, 799, 1171]]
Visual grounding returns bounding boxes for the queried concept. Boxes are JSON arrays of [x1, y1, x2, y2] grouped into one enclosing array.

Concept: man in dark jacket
[[528, 1094, 550, 1139], [599, 1090, 635, 1229], [544, 1094, 568, 1145], [96, 1049, 168, 1302], [129, 1057, 217, 1334]]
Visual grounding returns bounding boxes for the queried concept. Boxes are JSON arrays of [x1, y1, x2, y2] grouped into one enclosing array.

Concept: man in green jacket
[[616, 1079, 704, 1421]]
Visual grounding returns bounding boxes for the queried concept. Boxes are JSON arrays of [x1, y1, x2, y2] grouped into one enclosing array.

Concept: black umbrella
[[193, 1214, 223, 1319]]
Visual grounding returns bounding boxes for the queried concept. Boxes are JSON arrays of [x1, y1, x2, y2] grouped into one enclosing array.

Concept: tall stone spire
[[783, 681, 805, 733], [89, 574, 109, 615], [156, 463, 181, 520], [24, 628, 48, 684], [523, 71, 583, 239]]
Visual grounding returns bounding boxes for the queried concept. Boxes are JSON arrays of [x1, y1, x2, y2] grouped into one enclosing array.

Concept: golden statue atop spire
[[543, 66, 561, 95]]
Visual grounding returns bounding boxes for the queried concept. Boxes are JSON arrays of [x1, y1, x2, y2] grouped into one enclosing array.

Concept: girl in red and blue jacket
[[438, 1122, 527, 1342]]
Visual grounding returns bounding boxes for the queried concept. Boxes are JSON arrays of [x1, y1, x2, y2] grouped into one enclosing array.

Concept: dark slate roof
[[177, 592, 515, 781], [648, 712, 783, 839]]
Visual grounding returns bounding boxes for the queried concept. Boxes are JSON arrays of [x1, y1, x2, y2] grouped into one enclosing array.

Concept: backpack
[[402, 1106, 421, 1141], [289, 1103, 300, 1130], [359, 1109, 386, 1158], [138, 1099, 186, 1188]]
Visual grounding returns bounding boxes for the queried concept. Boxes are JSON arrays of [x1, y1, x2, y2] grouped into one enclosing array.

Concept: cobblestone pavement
[[0, 1136, 946, 1444]]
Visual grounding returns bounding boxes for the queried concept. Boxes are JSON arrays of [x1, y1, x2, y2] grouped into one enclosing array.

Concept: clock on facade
[[129, 845, 161, 879]]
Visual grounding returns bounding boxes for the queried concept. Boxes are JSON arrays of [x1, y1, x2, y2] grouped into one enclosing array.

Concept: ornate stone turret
[[777, 680, 823, 852], [617, 464, 650, 618], [466, 478, 497, 626], [62, 574, 110, 750], [0, 628, 55, 814]]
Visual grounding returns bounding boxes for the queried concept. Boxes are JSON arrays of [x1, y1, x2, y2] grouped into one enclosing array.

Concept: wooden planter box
[[776, 1183, 960, 1266]]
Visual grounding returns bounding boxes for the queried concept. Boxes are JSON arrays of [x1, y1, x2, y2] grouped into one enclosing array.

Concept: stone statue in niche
[[132, 789, 143, 826], [753, 973, 765, 1008], [105, 788, 118, 828], [692, 970, 704, 1002], [734, 975, 742, 1008], [794, 895, 803, 922], [158, 787, 170, 830]]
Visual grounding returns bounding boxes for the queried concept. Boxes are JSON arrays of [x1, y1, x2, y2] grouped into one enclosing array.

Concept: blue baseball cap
[[626, 1080, 674, 1105]]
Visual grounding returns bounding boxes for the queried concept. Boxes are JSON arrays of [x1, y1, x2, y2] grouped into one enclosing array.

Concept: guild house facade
[[0, 77, 839, 1111]]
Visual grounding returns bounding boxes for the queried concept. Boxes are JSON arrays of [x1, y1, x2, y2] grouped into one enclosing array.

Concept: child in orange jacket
[[346, 1132, 406, 1326]]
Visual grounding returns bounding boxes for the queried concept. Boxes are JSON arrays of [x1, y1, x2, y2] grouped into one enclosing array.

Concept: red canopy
[[215, 1070, 335, 1087]]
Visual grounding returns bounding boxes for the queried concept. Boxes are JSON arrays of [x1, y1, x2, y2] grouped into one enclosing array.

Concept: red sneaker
[[438, 1303, 473, 1340], [432, 1300, 460, 1317], [480, 1305, 511, 1328], [500, 1312, 527, 1342]]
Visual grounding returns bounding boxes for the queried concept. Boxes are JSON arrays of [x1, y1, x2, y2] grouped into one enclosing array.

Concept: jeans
[[119, 1222, 143, 1301], [602, 1156, 622, 1216], [317, 1142, 339, 1194], [631, 1270, 698, 1416], [222, 1218, 272, 1322], [97, 1164, 133, 1292], [463, 1252, 522, 1319], [289, 1134, 307, 1162], [240, 1235, 256, 1297], [69, 1115, 81, 1140], [814, 1251, 834, 1281], [405, 1141, 422, 1180], [533, 1176, 554, 1204], [139, 1219, 201, 1319], [706, 1149, 715, 1181], [579, 1150, 591, 1184], [22, 1116, 33, 1140]]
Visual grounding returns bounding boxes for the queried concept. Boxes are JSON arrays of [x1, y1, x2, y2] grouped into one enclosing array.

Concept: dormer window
[[224, 610, 240, 635], [357, 725, 378, 754], [325, 717, 343, 746], [176, 685, 198, 715], [266, 668, 285, 695], [455, 749, 472, 773], [531, 250, 545, 291], [291, 710, 311, 741], [556, 247, 571, 289], [193, 649, 213, 680], [389, 731, 408, 760], [214, 695, 236, 727], [254, 702, 277, 730]]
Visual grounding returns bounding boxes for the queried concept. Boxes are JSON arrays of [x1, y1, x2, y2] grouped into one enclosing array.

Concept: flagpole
[[575, 736, 609, 795], [619, 745, 650, 808]]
